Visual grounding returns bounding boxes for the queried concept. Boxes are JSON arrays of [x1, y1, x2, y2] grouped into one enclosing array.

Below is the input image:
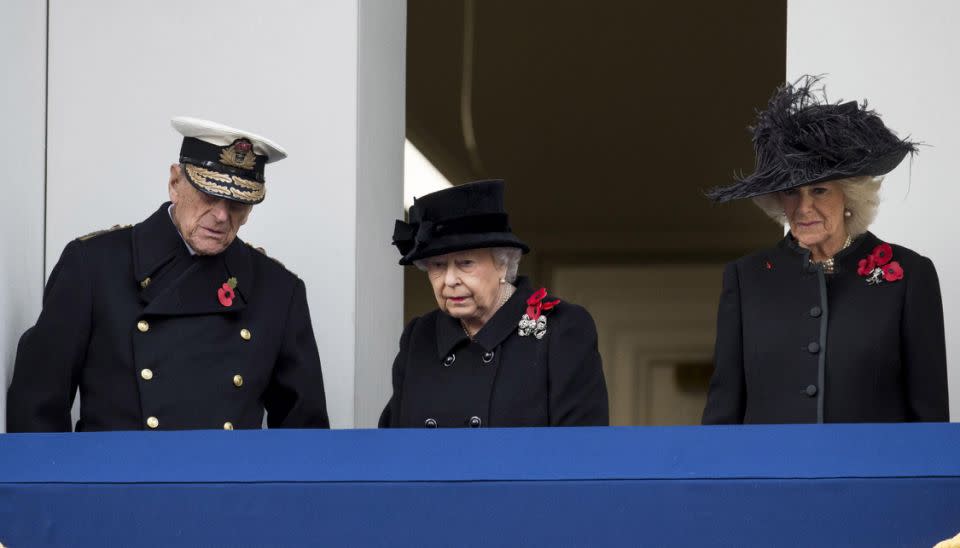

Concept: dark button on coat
[[379, 278, 609, 428], [702, 232, 948, 424], [7, 203, 330, 432]]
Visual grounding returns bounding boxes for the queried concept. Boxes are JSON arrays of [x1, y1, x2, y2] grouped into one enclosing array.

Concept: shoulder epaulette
[[78, 224, 131, 241], [245, 241, 293, 274]]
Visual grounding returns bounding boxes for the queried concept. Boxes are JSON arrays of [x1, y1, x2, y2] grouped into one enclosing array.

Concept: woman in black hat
[[379, 180, 608, 428], [702, 76, 948, 424]]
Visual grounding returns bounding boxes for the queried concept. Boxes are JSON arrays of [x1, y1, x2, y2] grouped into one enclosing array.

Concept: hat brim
[[183, 163, 265, 205], [399, 232, 529, 265], [708, 148, 910, 202]]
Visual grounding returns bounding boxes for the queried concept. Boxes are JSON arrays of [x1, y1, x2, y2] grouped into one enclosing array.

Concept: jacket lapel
[[434, 277, 535, 359], [132, 203, 190, 304], [134, 203, 255, 316], [436, 313, 469, 359], [474, 277, 533, 352]]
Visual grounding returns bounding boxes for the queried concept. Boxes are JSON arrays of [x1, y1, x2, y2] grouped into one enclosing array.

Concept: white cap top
[[171, 116, 287, 163]]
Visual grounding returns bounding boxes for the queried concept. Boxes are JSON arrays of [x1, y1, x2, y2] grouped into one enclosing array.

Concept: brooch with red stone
[[518, 288, 561, 339], [857, 243, 904, 285], [218, 277, 238, 306]]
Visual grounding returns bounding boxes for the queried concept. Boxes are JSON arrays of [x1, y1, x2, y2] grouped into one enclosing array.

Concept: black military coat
[[702, 232, 948, 424], [379, 278, 609, 428], [7, 203, 329, 432]]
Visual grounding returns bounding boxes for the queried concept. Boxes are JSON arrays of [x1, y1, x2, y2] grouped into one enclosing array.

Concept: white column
[[788, 0, 959, 419], [355, 0, 406, 427], [43, 0, 405, 428], [0, 1, 47, 432]]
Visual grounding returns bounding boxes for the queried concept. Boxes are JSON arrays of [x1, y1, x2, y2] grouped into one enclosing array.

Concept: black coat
[[702, 232, 948, 424], [7, 203, 329, 432], [379, 278, 609, 428]]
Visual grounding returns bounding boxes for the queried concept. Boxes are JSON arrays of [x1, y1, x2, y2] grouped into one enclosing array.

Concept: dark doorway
[[405, 0, 785, 425]]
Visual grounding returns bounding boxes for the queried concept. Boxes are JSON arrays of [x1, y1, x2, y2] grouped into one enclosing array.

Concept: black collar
[[778, 231, 878, 274], [132, 203, 254, 315], [132, 203, 188, 284], [435, 276, 536, 358]]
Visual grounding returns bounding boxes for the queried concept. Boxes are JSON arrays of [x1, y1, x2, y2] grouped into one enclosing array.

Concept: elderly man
[[7, 117, 329, 431]]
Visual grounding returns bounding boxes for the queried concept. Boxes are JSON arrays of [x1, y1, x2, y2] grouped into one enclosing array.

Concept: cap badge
[[219, 139, 257, 170]]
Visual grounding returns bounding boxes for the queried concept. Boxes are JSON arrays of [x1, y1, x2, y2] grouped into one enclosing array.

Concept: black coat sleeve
[[7, 240, 92, 432], [264, 278, 330, 428], [378, 317, 417, 428], [901, 256, 949, 421], [702, 262, 747, 424], [546, 304, 609, 426]]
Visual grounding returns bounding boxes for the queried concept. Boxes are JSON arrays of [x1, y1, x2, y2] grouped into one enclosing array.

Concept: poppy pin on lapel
[[857, 243, 903, 285], [218, 277, 238, 307], [518, 288, 561, 339]]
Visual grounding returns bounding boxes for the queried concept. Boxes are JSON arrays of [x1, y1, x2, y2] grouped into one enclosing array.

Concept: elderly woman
[[379, 180, 608, 428], [702, 76, 948, 424]]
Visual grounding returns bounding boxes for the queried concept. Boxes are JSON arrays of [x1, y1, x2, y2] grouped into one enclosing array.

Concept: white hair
[[751, 175, 882, 238], [490, 247, 523, 283], [413, 246, 523, 283]]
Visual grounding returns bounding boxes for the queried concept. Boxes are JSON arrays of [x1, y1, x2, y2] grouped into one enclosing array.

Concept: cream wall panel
[[552, 265, 723, 425]]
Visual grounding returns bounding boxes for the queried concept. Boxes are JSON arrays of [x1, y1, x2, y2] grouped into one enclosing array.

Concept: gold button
[[223, 422, 234, 430], [137, 320, 149, 333], [233, 374, 244, 387], [140, 277, 151, 289], [146, 416, 159, 429], [140, 368, 153, 381], [240, 328, 251, 341]]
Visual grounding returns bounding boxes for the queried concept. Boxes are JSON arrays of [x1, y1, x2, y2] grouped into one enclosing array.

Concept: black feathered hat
[[707, 75, 918, 202], [392, 180, 529, 265]]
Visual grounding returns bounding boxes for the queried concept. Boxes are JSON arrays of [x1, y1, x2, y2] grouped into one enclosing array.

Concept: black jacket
[[7, 203, 329, 432], [379, 278, 608, 428], [702, 232, 948, 424]]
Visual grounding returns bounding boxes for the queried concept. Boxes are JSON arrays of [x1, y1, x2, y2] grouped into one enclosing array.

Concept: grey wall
[[0, 1, 46, 432]]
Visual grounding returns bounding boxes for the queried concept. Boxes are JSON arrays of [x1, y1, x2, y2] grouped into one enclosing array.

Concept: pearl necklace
[[811, 235, 853, 274], [461, 284, 516, 339]]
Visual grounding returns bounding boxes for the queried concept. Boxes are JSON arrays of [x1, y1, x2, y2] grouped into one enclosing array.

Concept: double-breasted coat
[[7, 203, 329, 432], [702, 232, 948, 424], [379, 278, 609, 428]]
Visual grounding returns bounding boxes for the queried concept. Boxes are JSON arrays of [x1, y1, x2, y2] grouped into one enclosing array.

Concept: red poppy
[[857, 256, 876, 276], [218, 283, 235, 307], [882, 261, 904, 282], [871, 243, 893, 266], [526, 287, 561, 320]]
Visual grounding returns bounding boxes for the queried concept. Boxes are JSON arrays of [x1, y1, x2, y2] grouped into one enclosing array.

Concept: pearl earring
[[844, 209, 852, 218], [499, 277, 506, 284]]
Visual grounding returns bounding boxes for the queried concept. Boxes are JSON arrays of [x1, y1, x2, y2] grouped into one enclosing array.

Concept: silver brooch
[[518, 287, 560, 340], [518, 314, 548, 339]]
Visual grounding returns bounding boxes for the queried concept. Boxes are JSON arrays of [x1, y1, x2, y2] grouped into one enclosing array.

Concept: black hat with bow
[[706, 75, 919, 202], [392, 180, 529, 265]]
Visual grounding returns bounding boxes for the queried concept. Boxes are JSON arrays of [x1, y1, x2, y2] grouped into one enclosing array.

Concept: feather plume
[[707, 75, 918, 202]]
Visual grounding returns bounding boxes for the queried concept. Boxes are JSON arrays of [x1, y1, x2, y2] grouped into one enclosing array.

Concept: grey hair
[[412, 247, 523, 283], [750, 175, 882, 238], [490, 247, 522, 283]]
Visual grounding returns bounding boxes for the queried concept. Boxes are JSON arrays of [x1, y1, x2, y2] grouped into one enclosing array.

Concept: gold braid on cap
[[184, 164, 265, 203], [230, 176, 263, 191]]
